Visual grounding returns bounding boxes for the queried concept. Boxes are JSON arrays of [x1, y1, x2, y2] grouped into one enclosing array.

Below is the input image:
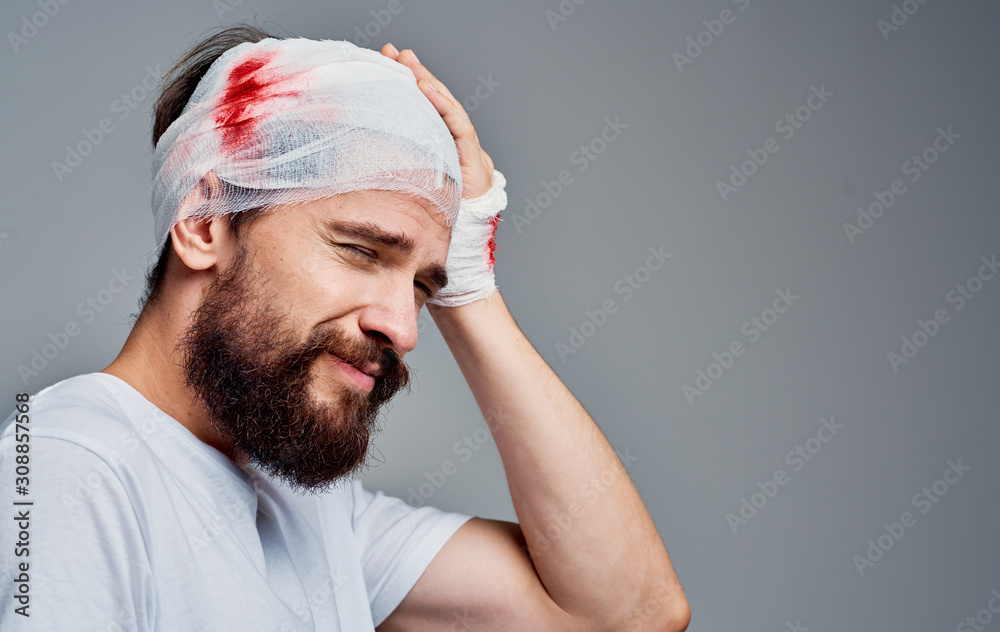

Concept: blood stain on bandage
[[485, 214, 501, 269], [215, 50, 304, 154]]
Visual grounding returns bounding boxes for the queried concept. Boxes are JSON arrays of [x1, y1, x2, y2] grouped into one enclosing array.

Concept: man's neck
[[101, 305, 247, 466]]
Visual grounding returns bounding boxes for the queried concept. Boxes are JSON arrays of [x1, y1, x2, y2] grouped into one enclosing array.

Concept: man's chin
[[271, 462, 368, 493], [248, 436, 374, 493]]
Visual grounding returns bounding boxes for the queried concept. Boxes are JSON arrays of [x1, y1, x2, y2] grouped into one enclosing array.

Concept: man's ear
[[170, 171, 236, 273]]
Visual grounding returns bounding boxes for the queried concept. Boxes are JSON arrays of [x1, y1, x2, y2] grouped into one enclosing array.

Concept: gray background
[[2, 0, 999, 629]]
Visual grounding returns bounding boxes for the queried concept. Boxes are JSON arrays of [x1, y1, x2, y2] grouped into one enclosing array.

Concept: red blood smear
[[214, 50, 303, 155], [485, 214, 501, 269]]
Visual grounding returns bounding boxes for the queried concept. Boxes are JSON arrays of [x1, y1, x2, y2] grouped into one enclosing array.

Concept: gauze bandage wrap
[[427, 169, 507, 307], [151, 37, 462, 255]]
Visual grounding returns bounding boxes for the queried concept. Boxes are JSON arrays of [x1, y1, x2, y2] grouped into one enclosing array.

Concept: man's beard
[[178, 242, 411, 493]]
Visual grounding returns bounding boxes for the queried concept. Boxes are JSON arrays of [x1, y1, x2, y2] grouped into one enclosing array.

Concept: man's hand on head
[[380, 43, 508, 308], [380, 43, 495, 199]]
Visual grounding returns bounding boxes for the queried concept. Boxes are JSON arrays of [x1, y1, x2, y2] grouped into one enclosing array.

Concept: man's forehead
[[311, 188, 453, 234]]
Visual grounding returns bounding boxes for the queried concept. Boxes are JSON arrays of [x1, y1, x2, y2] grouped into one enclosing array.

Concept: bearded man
[[0, 23, 688, 632]]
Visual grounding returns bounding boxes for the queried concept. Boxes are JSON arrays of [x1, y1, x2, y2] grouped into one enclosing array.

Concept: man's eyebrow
[[322, 219, 449, 291], [322, 219, 415, 253]]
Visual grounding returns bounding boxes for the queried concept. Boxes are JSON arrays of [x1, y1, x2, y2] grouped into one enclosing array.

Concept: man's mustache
[[301, 325, 410, 395]]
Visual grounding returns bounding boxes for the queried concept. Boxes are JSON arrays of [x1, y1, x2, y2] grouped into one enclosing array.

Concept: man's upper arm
[[376, 517, 588, 632], [0, 432, 154, 631]]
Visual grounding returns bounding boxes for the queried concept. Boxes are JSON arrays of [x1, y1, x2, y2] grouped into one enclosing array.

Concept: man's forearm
[[427, 291, 689, 629]]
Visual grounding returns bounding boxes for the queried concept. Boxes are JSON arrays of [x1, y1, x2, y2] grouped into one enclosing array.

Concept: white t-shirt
[[0, 373, 473, 631]]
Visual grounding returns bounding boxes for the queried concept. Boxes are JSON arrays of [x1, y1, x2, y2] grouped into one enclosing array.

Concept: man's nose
[[357, 279, 419, 355]]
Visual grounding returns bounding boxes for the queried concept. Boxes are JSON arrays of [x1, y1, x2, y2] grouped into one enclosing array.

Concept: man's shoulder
[[2, 372, 148, 456]]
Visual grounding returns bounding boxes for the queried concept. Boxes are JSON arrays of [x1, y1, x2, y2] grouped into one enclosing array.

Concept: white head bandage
[[150, 37, 462, 255]]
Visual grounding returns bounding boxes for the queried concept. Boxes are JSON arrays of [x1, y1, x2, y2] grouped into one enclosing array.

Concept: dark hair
[[137, 21, 291, 315]]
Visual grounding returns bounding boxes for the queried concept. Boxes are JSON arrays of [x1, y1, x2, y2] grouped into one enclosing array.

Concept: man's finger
[[380, 42, 400, 59], [418, 80, 477, 143], [386, 47, 493, 198], [397, 49, 461, 105], [381, 46, 469, 140]]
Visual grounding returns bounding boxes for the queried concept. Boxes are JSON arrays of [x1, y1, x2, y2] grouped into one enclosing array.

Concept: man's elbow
[[638, 601, 691, 632], [605, 589, 690, 632], [663, 599, 691, 632]]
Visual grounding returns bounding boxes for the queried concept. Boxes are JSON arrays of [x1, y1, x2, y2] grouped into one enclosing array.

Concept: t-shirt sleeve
[[0, 430, 154, 631], [348, 478, 474, 628]]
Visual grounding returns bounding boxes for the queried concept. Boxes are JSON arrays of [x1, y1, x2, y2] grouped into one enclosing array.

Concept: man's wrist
[[426, 169, 507, 307]]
